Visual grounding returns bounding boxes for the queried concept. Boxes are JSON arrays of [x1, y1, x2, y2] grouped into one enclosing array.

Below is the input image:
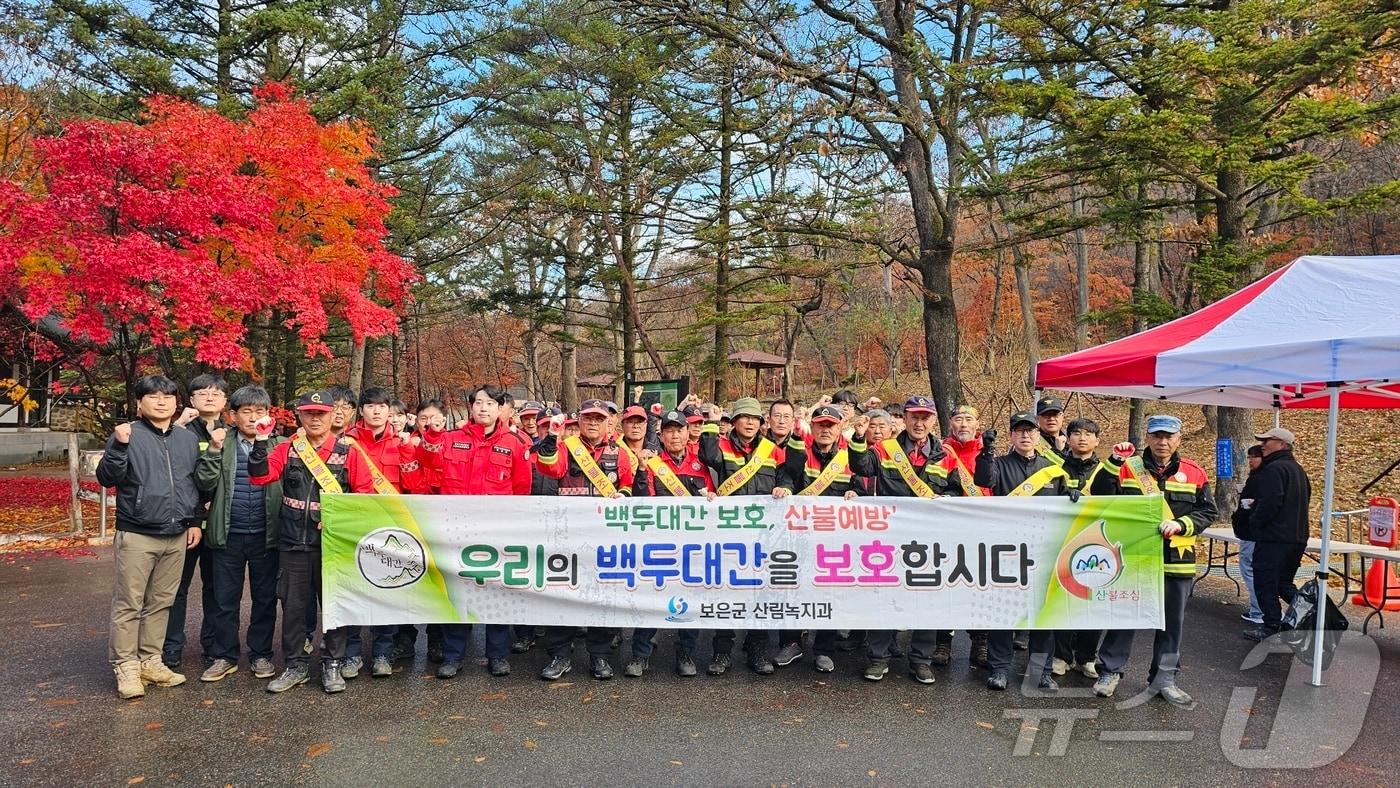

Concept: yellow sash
[[716, 437, 776, 496], [291, 433, 342, 495], [563, 435, 617, 497], [798, 448, 849, 496], [616, 437, 640, 469], [942, 442, 983, 497], [645, 455, 691, 497], [881, 438, 937, 499], [342, 436, 398, 495], [1037, 434, 1066, 466], [1124, 456, 1193, 550], [1007, 463, 1069, 497]]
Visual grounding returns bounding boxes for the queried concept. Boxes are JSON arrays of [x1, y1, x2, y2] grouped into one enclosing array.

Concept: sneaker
[[706, 654, 731, 676], [302, 637, 314, 655], [1093, 672, 1121, 698], [774, 642, 804, 667], [114, 661, 145, 699], [864, 662, 889, 681], [200, 658, 239, 683], [322, 661, 346, 693], [388, 642, 414, 663], [267, 664, 310, 693], [139, 657, 186, 688], [971, 637, 990, 668], [909, 663, 935, 684], [427, 642, 445, 664], [1051, 658, 1068, 676], [624, 658, 648, 678], [1038, 675, 1059, 693], [436, 661, 462, 679], [250, 657, 276, 679], [540, 655, 572, 681], [814, 655, 835, 673], [591, 655, 614, 680], [1243, 625, 1279, 642], [676, 653, 697, 677], [986, 671, 1009, 691], [372, 655, 393, 677], [1158, 684, 1193, 706], [930, 642, 952, 667], [341, 656, 362, 679], [1241, 612, 1265, 625], [1076, 661, 1099, 679], [748, 654, 775, 675], [511, 635, 536, 654], [488, 658, 511, 677]]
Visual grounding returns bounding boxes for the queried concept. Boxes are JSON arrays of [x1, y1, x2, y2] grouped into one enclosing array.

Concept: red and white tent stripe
[[1035, 255, 1400, 408]]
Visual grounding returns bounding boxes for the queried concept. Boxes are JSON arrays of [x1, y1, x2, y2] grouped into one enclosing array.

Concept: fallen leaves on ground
[[305, 742, 332, 759]]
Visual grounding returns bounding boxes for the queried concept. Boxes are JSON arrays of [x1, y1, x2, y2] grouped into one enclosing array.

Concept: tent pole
[[1309, 384, 1340, 687], [1273, 408, 1281, 429]]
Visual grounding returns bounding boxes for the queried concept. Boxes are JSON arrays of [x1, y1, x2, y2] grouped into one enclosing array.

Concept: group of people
[[97, 374, 1311, 708]]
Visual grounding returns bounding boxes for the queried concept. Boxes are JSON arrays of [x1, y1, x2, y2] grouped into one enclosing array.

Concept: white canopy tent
[[1036, 255, 1400, 685]]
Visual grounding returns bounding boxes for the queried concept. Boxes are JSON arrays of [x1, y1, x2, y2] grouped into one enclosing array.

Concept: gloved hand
[[1112, 442, 1136, 461], [1067, 487, 1081, 503], [980, 429, 997, 454], [254, 416, 277, 441], [548, 414, 566, 436]]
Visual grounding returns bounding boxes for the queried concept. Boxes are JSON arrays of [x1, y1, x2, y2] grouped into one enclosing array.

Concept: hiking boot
[[372, 655, 393, 677], [1038, 675, 1059, 693], [161, 651, 181, 669], [511, 634, 536, 654], [909, 663, 936, 684], [706, 654, 731, 676], [971, 636, 990, 668], [1157, 684, 1193, 706], [814, 655, 835, 673], [774, 641, 804, 667], [1075, 661, 1099, 679], [1051, 658, 1068, 676], [140, 657, 186, 688], [676, 653, 697, 677], [341, 656, 362, 679], [930, 642, 952, 667], [985, 671, 1009, 691], [250, 657, 276, 679], [624, 657, 648, 678], [1093, 672, 1121, 698], [114, 661, 145, 700], [748, 653, 775, 675], [436, 661, 462, 679], [200, 658, 238, 683], [267, 664, 310, 693], [591, 655, 614, 680], [864, 661, 889, 681], [1243, 625, 1279, 642], [488, 658, 511, 677], [540, 655, 572, 681], [322, 661, 346, 693]]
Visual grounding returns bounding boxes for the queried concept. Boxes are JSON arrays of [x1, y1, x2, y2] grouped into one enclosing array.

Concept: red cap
[[621, 405, 647, 422]]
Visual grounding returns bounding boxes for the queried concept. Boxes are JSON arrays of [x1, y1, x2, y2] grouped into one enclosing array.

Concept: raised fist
[[253, 416, 276, 440], [1112, 442, 1136, 460], [816, 394, 833, 407], [176, 407, 199, 427], [113, 422, 133, 444], [650, 403, 663, 415], [210, 428, 227, 451], [548, 414, 566, 436], [851, 414, 869, 437], [405, 414, 417, 427], [980, 429, 997, 451]]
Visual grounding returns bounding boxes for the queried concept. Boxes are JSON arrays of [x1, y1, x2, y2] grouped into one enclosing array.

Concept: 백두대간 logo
[[357, 527, 426, 589], [1055, 520, 1123, 600]]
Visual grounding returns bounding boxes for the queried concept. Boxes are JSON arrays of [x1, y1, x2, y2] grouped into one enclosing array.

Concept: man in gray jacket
[[96, 375, 204, 699]]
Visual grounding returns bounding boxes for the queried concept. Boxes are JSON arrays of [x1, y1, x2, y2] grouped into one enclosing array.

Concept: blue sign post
[[1216, 438, 1234, 479]]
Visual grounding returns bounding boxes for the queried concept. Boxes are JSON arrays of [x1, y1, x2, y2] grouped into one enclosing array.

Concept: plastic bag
[[1279, 578, 1349, 668]]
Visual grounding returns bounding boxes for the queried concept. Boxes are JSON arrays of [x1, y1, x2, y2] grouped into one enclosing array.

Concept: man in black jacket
[[97, 375, 204, 700], [1244, 428, 1312, 640]]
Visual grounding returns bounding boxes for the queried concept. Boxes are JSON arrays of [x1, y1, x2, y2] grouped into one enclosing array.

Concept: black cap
[[296, 390, 335, 412], [682, 405, 703, 424], [543, 406, 562, 418], [1010, 411, 1037, 429], [1035, 396, 1064, 415], [660, 410, 687, 428], [518, 400, 544, 416], [579, 399, 609, 417]]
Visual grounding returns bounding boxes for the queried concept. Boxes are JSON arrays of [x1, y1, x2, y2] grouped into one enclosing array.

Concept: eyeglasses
[[192, 390, 225, 399]]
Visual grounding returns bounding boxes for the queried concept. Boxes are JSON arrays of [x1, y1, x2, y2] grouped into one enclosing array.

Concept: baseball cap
[[517, 400, 544, 417], [1254, 427, 1296, 445], [604, 400, 619, 414], [950, 404, 980, 418], [296, 390, 335, 412], [564, 412, 578, 425], [1036, 396, 1064, 415], [811, 405, 844, 424], [1146, 415, 1183, 434], [621, 405, 647, 422], [682, 405, 703, 424], [543, 406, 562, 418], [1009, 411, 1037, 429], [903, 395, 937, 415], [660, 410, 687, 428], [578, 399, 609, 417], [730, 397, 763, 419]]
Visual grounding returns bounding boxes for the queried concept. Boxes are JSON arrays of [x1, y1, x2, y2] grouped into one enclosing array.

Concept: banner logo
[[357, 527, 426, 589], [665, 596, 693, 623], [1056, 520, 1123, 599]]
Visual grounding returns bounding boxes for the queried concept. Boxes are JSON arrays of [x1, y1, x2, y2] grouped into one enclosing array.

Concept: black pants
[[867, 630, 938, 664], [711, 629, 769, 657], [277, 548, 345, 667], [209, 531, 279, 662], [934, 629, 964, 648], [1054, 630, 1103, 665], [989, 630, 1054, 677], [543, 626, 616, 659], [1098, 574, 1191, 686], [1251, 541, 1306, 627], [164, 539, 216, 661], [777, 629, 837, 656]]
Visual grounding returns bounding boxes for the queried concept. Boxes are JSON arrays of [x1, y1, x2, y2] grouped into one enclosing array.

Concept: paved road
[[1, 547, 1396, 786]]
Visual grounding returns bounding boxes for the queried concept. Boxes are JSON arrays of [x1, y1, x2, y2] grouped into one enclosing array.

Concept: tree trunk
[[557, 217, 582, 411], [347, 337, 366, 394], [1213, 167, 1251, 517], [1013, 255, 1040, 396], [281, 326, 299, 405], [711, 23, 734, 402], [983, 248, 1004, 375], [1070, 186, 1091, 349]]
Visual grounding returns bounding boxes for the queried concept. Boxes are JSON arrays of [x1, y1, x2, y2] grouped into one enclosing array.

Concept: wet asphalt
[[2, 547, 1397, 787]]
